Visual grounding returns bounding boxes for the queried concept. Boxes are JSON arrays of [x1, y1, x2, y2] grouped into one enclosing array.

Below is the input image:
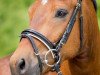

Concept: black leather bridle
[[20, 0, 83, 75]]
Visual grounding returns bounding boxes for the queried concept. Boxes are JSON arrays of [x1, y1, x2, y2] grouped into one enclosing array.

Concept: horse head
[[10, 0, 99, 75]]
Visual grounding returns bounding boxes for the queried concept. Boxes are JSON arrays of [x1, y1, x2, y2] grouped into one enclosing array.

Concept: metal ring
[[44, 49, 61, 67]]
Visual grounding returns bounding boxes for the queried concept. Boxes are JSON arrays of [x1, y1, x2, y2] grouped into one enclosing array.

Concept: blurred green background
[[0, 0, 100, 58]]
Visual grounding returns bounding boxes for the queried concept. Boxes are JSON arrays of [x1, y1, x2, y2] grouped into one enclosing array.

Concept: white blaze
[[41, 0, 48, 5]]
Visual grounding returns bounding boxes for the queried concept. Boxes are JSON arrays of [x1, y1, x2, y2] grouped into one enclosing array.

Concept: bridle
[[20, 0, 83, 75]]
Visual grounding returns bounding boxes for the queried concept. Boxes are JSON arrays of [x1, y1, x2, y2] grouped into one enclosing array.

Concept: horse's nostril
[[18, 59, 25, 70]]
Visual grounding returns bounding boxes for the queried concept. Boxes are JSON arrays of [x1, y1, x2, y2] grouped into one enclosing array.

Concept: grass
[[0, 0, 34, 57], [97, 0, 100, 28], [0, 0, 100, 58]]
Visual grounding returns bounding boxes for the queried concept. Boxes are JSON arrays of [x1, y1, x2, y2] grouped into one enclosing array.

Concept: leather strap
[[21, 33, 43, 73]]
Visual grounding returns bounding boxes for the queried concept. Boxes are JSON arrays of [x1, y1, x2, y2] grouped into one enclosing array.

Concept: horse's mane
[[92, 0, 97, 12]]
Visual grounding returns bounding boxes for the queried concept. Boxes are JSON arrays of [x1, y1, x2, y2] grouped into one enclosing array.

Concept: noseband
[[20, 0, 83, 75]]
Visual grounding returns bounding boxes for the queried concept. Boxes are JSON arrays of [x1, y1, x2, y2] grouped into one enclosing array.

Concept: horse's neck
[[69, 0, 100, 75], [82, 0, 100, 63], [82, 0, 100, 65]]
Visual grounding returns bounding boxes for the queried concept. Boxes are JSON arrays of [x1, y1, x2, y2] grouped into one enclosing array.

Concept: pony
[[0, 0, 100, 75]]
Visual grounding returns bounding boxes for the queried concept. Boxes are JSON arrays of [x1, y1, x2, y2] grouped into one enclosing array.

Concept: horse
[[0, 0, 100, 75]]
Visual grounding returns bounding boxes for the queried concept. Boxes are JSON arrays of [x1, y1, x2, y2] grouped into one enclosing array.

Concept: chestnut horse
[[0, 0, 100, 75]]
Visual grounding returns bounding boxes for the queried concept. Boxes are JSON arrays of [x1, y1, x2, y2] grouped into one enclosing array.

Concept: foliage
[[0, 0, 100, 58], [97, 0, 100, 28], [0, 0, 34, 57]]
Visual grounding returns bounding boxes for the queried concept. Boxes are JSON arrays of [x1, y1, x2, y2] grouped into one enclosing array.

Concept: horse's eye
[[55, 9, 68, 18]]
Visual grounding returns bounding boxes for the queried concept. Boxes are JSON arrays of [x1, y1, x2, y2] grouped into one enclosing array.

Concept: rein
[[92, 0, 97, 12], [20, 0, 83, 75]]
